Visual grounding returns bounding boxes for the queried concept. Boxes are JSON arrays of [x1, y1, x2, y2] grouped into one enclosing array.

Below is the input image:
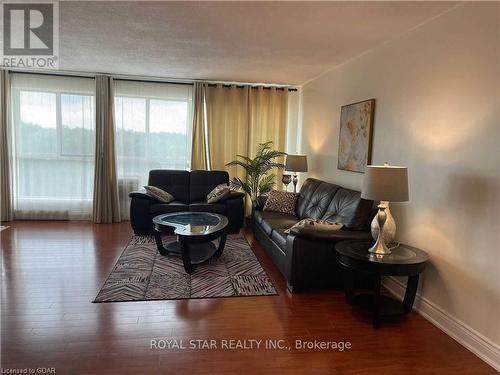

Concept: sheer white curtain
[[113, 80, 193, 218], [10, 73, 96, 220]]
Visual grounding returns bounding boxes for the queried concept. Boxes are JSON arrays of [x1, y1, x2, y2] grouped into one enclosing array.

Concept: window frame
[[12, 88, 96, 160], [114, 93, 192, 168]]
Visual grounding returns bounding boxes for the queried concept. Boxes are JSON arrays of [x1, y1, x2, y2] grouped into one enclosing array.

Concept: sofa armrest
[[284, 233, 343, 292], [129, 190, 156, 235], [224, 194, 244, 233], [224, 191, 245, 200], [284, 232, 375, 292], [129, 190, 157, 202], [289, 227, 373, 242]]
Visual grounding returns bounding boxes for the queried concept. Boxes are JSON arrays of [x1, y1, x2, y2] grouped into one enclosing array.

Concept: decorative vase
[[370, 201, 396, 244], [282, 174, 292, 191]]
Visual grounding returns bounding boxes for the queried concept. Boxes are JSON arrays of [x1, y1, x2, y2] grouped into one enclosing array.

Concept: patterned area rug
[[94, 234, 277, 302]]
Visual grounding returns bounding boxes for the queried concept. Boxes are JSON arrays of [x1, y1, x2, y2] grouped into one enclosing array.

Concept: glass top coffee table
[[153, 212, 229, 273]]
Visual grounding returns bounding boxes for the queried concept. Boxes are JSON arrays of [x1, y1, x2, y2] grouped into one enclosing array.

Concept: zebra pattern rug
[[94, 234, 277, 302]]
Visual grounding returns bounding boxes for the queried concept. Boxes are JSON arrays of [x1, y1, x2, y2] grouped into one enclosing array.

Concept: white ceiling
[[59, 1, 457, 85]]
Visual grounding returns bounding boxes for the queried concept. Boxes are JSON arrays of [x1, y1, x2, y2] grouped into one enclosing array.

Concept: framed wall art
[[337, 98, 375, 173]]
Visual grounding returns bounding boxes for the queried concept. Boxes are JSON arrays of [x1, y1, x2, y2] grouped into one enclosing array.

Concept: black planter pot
[[255, 196, 267, 210]]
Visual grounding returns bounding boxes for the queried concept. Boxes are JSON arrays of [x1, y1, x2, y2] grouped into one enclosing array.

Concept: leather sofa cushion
[[254, 210, 300, 236], [290, 225, 373, 241], [149, 201, 189, 214], [270, 229, 288, 252], [295, 178, 322, 217], [253, 210, 299, 225], [190, 170, 229, 203], [296, 178, 341, 219], [148, 170, 190, 203], [189, 201, 226, 214], [321, 188, 373, 230]]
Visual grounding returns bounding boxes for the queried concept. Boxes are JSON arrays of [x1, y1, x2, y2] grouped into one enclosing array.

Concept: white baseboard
[[383, 276, 500, 372]]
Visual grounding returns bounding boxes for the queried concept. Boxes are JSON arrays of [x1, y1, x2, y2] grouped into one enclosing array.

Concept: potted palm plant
[[226, 141, 286, 209]]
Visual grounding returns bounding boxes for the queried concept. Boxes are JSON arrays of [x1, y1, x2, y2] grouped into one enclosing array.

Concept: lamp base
[[371, 201, 396, 244], [292, 174, 298, 193], [368, 237, 391, 255], [368, 205, 392, 255]]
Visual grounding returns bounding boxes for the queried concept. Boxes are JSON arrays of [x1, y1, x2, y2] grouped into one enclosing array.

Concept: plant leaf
[[225, 141, 285, 204]]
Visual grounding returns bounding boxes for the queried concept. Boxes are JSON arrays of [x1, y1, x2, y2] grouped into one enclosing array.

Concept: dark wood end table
[[153, 212, 228, 274], [335, 240, 429, 328]]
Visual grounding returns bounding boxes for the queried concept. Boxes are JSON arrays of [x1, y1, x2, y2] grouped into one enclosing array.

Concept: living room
[[1, 1, 499, 374]]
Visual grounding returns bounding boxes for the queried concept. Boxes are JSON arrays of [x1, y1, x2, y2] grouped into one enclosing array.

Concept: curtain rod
[[7, 69, 299, 91], [206, 83, 297, 92], [8, 70, 93, 80], [9, 70, 192, 87], [113, 77, 191, 87]]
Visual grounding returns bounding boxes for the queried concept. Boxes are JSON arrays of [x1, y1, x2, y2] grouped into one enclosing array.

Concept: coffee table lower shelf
[[161, 240, 222, 265], [154, 231, 227, 274]]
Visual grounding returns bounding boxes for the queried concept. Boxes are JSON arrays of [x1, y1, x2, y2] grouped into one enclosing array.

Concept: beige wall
[[299, 2, 500, 346]]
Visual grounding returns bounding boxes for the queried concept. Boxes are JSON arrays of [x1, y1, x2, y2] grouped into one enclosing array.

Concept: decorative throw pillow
[[144, 186, 174, 203], [263, 190, 298, 215], [207, 184, 231, 203], [284, 219, 344, 234]]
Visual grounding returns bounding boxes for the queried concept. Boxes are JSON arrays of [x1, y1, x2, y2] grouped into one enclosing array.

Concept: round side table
[[335, 240, 429, 328]]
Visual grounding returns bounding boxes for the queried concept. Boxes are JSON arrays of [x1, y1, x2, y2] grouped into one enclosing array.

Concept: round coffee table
[[335, 240, 429, 328], [153, 212, 229, 273]]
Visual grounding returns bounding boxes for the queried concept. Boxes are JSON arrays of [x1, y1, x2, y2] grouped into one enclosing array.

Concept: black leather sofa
[[253, 178, 375, 292], [129, 170, 245, 235]]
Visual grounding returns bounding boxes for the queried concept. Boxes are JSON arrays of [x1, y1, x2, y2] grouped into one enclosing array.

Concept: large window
[[9, 75, 193, 220], [11, 74, 96, 219], [114, 80, 193, 218]]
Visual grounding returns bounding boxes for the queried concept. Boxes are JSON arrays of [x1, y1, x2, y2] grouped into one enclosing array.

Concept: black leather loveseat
[[253, 178, 375, 292], [129, 170, 245, 235]]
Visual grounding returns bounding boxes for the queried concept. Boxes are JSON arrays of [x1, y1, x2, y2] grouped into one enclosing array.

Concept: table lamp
[[285, 155, 308, 193], [361, 163, 409, 255]]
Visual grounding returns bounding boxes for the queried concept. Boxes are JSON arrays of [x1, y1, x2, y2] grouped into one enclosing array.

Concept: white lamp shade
[[361, 165, 409, 202], [285, 155, 308, 172]]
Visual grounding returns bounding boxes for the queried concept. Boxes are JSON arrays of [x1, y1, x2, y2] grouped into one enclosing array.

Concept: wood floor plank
[[0, 221, 495, 374]]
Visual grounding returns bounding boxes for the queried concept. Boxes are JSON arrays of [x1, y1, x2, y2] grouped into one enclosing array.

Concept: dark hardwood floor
[[0, 221, 495, 374]]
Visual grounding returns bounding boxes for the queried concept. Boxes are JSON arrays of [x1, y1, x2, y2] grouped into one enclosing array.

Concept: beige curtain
[[249, 87, 288, 191], [0, 69, 12, 222], [191, 82, 208, 170], [205, 84, 250, 183], [198, 84, 288, 215], [92, 75, 121, 223]]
